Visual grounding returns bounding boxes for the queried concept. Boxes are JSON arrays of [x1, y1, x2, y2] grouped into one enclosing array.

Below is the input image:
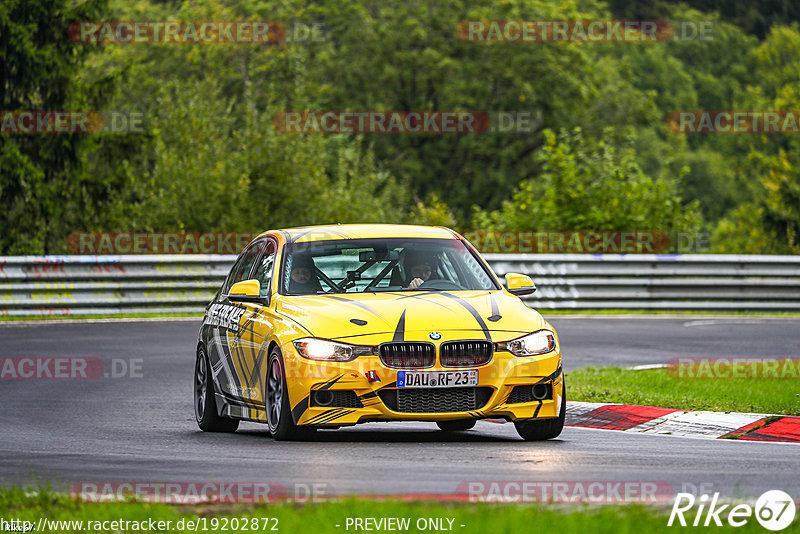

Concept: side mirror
[[505, 273, 536, 296], [228, 279, 263, 303]]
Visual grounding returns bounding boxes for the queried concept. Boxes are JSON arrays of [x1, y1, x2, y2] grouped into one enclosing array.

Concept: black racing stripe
[[318, 409, 357, 424], [289, 229, 323, 243], [487, 293, 502, 322], [237, 314, 259, 385], [396, 291, 440, 300], [291, 396, 309, 423], [227, 309, 259, 393], [217, 331, 245, 394], [314, 374, 344, 391], [359, 391, 379, 400], [536, 365, 563, 384], [247, 342, 268, 395], [305, 408, 340, 424], [392, 310, 406, 342], [320, 295, 379, 315], [229, 328, 248, 385], [392, 293, 451, 310], [288, 230, 310, 243], [290, 228, 350, 243], [435, 292, 492, 341], [245, 316, 259, 385], [312, 410, 344, 425], [532, 401, 543, 417]]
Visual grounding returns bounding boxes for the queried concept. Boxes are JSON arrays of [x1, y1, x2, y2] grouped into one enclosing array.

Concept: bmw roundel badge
[[428, 331, 442, 340]]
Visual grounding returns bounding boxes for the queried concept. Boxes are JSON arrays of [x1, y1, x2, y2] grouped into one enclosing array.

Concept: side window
[[224, 240, 264, 294], [252, 242, 276, 298]]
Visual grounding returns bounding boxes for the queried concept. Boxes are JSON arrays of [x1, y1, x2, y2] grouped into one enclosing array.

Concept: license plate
[[396, 370, 478, 388]]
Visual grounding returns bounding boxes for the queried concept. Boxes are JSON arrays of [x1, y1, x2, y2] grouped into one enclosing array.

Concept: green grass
[[0, 487, 790, 533], [568, 366, 800, 415]]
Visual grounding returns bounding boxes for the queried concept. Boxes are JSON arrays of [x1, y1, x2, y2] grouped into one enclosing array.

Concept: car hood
[[275, 290, 545, 343]]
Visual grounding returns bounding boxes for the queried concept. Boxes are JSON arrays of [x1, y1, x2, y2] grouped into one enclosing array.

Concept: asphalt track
[[0, 316, 799, 499]]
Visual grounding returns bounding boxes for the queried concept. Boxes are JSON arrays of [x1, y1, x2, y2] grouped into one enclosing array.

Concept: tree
[[472, 128, 702, 251], [0, 0, 108, 253]]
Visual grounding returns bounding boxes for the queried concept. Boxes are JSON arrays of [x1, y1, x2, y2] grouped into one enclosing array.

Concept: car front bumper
[[283, 340, 564, 427]]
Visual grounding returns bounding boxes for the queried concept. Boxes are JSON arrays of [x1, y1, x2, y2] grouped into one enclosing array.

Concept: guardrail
[[0, 254, 799, 316]]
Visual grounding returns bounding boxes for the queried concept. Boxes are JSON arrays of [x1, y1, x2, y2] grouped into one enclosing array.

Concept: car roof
[[273, 224, 458, 243]]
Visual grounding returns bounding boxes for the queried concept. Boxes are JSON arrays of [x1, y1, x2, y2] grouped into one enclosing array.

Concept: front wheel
[[436, 419, 476, 431], [266, 348, 315, 441], [514, 381, 566, 441], [195, 346, 239, 433]]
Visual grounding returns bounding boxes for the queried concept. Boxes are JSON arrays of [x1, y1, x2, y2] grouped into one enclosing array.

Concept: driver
[[288, 254, 322, 294], [404, 251, 437, 289]]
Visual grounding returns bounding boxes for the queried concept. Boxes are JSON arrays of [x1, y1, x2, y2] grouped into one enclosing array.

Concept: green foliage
[[731, 24, 800, 253], [0, 0, 108, 253], [605, 0, 800, 39], [472, 128, 702, 250], [303, 0, 657, 218], [2, 0, 800, 255]]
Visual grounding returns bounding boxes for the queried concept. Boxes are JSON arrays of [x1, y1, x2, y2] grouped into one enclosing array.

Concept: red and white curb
[[566, 402, 800, 443]]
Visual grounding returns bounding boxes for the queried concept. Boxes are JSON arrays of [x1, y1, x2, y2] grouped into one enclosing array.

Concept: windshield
[[281, 238, 498, 295]]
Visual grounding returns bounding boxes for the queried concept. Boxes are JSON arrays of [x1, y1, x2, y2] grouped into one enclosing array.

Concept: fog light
[[531, 384, 549, 400], [313, 390, 334, 406]]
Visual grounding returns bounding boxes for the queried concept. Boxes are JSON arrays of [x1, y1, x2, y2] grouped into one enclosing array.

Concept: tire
[[514, 380, 566, 441], [266, 348, 316, 441], [195, 346, 239, 433], [436, 419, 476, 431]]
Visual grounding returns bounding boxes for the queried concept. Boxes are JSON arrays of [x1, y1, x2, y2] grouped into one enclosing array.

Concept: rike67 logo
[[669, 490, 796, 531]]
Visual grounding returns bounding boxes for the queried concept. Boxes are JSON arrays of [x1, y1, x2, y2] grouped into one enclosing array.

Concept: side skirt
[[215, 392, 267, 423]]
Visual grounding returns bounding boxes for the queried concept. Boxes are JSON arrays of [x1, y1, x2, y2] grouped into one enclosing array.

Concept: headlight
[[497, 330, 557, 356], [292, 338, 374, 362]]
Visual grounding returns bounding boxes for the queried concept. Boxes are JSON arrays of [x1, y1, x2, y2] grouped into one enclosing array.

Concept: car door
[[226, 239, 278, 412], [206, 239, 265, 403]]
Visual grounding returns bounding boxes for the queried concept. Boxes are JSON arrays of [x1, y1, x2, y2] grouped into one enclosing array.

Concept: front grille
[[440, 340, 493, 367], [379, 342, 435, 369], [310, 390, 363, 408], [378, 387, 493, 413], [507, 383, 552, 404]]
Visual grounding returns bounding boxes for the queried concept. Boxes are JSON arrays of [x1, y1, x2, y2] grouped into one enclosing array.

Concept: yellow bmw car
[[194, 224, 565, 441]]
